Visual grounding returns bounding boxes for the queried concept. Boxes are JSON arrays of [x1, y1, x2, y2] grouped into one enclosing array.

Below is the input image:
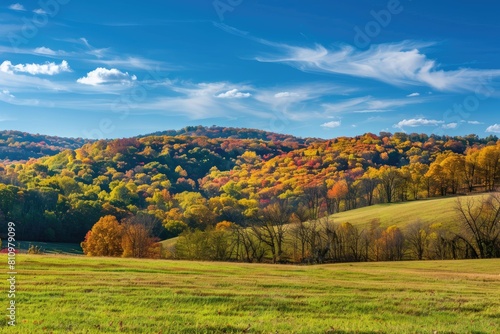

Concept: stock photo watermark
[[82, 68, 165, 139], [213, 0, 243, 21], [432, 76, 495, 135], [6, 222, 17, 327], [353, 0, 411, 48], [8, 0, 70, 50]]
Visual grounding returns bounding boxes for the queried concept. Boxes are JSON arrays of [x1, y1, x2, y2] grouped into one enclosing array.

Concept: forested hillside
[[143, 125, 312, 143], [0, 127, 498, 261], [0, 130, 90, 163]]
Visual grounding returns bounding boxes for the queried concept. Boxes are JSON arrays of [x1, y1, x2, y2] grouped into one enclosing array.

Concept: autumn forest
[[0, 126, 499, 263]]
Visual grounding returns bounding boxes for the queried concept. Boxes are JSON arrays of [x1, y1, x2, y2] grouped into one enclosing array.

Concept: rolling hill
[[327, 193, 492, 231]]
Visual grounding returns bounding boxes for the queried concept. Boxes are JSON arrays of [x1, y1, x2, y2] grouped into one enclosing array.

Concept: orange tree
[[81, 215, 123, 256]]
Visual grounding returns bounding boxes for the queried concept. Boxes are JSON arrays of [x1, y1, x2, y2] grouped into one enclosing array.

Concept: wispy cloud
[[442, 122, 458, 129], [256, 40, 500, 93], [0, 89, 40, 106], [77, 68, 137, 86], [216, 89, 251, 98], [0, 60, 71, 75], [274, 92, 300, 98], [133, 81, 268, 119], [32, 47, 69, 56], [407, 92, 420, 97], [8, 3, 25, 11], [88, 56, 170, 71], [323, 96, 426, 114], [253, 84, 350, 121], [33, 8, 46, 14], [321, 120, 341, 128], [394, 118, 444, 129], [486, 124, 500, 133], [0, 90, 15, 102]]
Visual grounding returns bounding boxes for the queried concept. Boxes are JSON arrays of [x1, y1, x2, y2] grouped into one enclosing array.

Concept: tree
[[440, 153, 465, 194], [455, 193, 500, 258], [121, 214, 160, 258], [302, 183, 326, 219], [464, 148, 480, 192], [405, 220, 430, 260], [81, 215, 123, 256], [327, 180, 348, 213], [359, 167, 380, 206], [405, 162, 428, 200], [376, 225, 405, 261], [478, 145, 500, 191], [425, 163, 447, 196], [377, 166, 401, 203], [252, 200, 291, 263]]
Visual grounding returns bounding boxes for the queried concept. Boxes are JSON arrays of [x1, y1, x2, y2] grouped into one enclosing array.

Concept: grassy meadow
[[1, 255, 499, 333], [8, 241, 83, 255]]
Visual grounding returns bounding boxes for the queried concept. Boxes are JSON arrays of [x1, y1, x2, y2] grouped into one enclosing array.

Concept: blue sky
[[1, 0, 500, 139]]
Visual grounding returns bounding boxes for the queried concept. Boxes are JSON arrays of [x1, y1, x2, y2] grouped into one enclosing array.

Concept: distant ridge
[[142, 125, 316, 144], [0, 130, 91, 162]]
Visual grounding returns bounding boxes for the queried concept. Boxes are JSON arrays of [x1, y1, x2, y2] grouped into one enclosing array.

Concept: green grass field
[[5, 241, 83, 255], [1, 255, 498, 333]]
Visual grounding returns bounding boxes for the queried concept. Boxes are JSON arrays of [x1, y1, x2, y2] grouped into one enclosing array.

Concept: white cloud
[[80, 37, 91, 48], [485, 124, 500, 133], [407, 92, 420, 97], [216, 88, 251, 98], [467, 120, 482, 125], [442, 122, 458, 129], [33, 47, 57, 55], [0, 89, 40, 106], [321, 120, 341, 128], [0, 60, 71, 75], [77, 68, 137, 86], [127, 81, 269, 119], [9, 3, 25, 11], [33, 8, 46, 14], [257, 41, 500, 92], [0, 90, 15, 101], [251, 84, 350, 121], [395, 118, 444, 128], [274, 91, 300, 98], [89, 56, 168, 70], [323, 96, 425, 114]]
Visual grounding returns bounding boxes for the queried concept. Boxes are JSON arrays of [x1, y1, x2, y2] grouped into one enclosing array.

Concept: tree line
[[172, 194, 499, 263]]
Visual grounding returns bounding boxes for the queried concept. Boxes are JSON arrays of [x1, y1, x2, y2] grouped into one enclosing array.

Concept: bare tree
[[456, 193, 500, 258], [455, 193, 500, 258], [252, 200, 292, 263], [122, 213, 160, 258], [232, 226, 265, 263], [405, 220, 430, 260]]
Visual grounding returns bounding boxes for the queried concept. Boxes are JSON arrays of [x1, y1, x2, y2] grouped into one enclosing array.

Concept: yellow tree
[[376, 225, 405, 261], [81, 215, 123, 256], [464, 148, 480, 192], [121, 214, 161, 258], [440, 153, 465, 194], [478, 144, 500, 191], [375, 166, 401, 203]]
